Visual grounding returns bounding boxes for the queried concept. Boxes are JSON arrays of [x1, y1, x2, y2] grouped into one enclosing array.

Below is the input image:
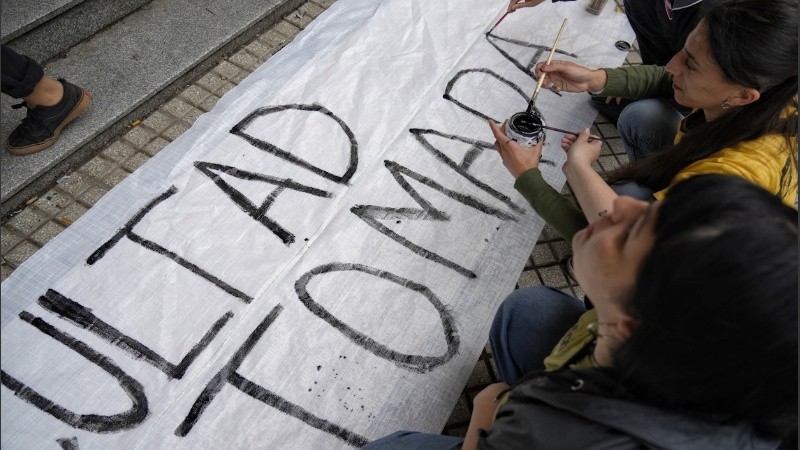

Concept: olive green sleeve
[[514, 168, 588, 241], [598, 65, 674, 99]]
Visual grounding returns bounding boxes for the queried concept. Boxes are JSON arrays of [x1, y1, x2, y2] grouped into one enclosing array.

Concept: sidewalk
[[0, 0, 638, 437]]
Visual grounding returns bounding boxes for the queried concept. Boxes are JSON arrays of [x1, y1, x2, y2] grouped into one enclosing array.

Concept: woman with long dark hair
[[489, 0, 796, 239], [363, 174, 798, 449]]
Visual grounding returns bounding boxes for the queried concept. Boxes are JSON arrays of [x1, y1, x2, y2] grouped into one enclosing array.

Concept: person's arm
[[488, 120, 588, 240], [598, 65, 674, 99], [515, 169, 588, 241], [562, 129, 618, 223], [463, 382, 510, 450]]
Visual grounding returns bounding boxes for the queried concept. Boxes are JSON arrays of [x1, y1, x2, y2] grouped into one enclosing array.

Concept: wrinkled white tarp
[[1, 0, 634, 447]]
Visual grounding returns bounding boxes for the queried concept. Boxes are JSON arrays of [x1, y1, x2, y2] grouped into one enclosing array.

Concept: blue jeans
[[489, 286, 586, 385], [363, 287, 585, 449], [617, 98, 683, 162]]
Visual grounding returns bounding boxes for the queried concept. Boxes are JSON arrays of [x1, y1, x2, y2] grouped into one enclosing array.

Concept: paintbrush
[[487, 0, 526, 35], [527, 18, 567, 112], [540, 124, 607, 142]]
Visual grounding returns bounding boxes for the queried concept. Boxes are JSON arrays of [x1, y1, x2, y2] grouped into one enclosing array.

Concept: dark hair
[[613, 175, 798, 441], [606, 0, 798, 194]]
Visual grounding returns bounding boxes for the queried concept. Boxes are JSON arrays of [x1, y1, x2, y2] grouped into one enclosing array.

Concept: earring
[[721, 97, 731, 110]]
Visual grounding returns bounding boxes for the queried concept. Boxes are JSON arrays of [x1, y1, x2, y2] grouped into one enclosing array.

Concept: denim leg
[[1, 45, 44, 98], [489, 286, 586, 385], [617, 98, 683, 162], [362, 431, 463, 449], [611, 181, 654, 200]]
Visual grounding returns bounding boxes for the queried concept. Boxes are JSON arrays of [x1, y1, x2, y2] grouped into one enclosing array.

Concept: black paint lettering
[[295, 263, 459, 373], [1, 311, 148, 432], [38, 289, 233, 380], [409, 128, 525, 214], [87, 187, 253, 303], [443, 68, 529, 122], [230, 103, 358, 185], [194, 162, 331, 246], [174, 304, 367, 447], [352, 160, 516, 278], [485, 33, 578, 78]]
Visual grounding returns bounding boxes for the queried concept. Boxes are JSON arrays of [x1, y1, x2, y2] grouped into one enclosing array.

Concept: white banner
[[1, 0, 633, 448]]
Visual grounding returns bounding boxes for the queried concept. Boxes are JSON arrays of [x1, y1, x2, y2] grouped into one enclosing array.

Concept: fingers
[[488, 119, 508, 142], [575, 127, 592, 143], [510, 0, 545, 11], [560, 133, 577, 150]]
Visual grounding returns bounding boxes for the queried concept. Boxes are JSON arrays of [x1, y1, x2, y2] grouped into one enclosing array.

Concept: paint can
[[586, 0, 609, 15], [506, 108, 546, 147]]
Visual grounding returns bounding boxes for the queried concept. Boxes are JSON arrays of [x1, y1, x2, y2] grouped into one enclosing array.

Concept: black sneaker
[[6, 79, 92, 156]]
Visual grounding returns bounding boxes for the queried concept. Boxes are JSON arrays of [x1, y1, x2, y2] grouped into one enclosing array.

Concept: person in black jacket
[[363, 174, 798, 449]]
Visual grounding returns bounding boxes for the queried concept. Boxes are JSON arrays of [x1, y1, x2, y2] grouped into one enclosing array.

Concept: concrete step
[[1, 0, 151, 64], [1, 0, 304, 216]]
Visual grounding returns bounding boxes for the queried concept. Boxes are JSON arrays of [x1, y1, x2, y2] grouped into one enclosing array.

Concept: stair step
[[0, 0, 304, 215]]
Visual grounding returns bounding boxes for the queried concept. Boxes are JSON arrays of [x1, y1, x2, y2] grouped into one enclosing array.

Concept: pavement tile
[[162, 98, 194, 120], [215, 81, 238, 97], [229, 49, 262, 72], [1, 263, 12, 282], [466, 360, 491, 386], [532, 243, 557, 265], [517, 270, 541, 288], [538, 265, 567, 287], [300, 2, 325, 18], [57, 173, 91, 196], [312, 0, 335, 8], [143, 137, 171, 156], [179, 85, 211, 107], [123, 125, 156, 148], [198, 95, 220, 112], [102, 168, 132, 189], [245, 39, 274, 59], [56, 203, 88, 226], [286, 11, 313, 29], [30, 221, 66, 246], [196, 72, 226, 93], [33, 190, 72, 216], [78, 156, 115, 180], [78, 186, 110, 207], [122, 153, 151, 173], [141, 110, 175, 133], [444, 396, 471, 424], [550, 240, 572, 260], [259, 29, 289, 52], [4, 241, 39, 268], [214, 60, 241, 81], [1, 226, 23, 254], [162, 122, 191, 142], [274, 20, 301, 39], [597, 123, 620, 137], [101, 141, 138, 162], [182, 107, 205, 124], [6, 207, 47, 235]]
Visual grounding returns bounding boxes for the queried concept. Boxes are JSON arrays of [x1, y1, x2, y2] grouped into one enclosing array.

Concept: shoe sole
[[7, 88, 93, 156]]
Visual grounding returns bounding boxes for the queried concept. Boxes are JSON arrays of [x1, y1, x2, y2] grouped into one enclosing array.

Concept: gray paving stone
[[30, 221, 66, 246], [123, 126, 156, 149], [141, 110, 175, 134], [245, 40, 274, 59], [259, 29, 289, 51], [101, 141, 138, 162], [300, 2, 325, 18], [532, 243, 557, 265], [214, 60, 242, 81], [466, 360, 491, 386], [4, 240, 39, 268], [215, 81, 238, 97], [161, 99, 194, 121], [312, 0, 335, 8], [162, 122, 191, 142], [597, 123, 620, 137], [57, 173, 90, 196], [196, 72, 227, 94], [229, 49, 262, 71], [1, 262, 12, 282], [1, 226, 24, 254], [6, 207, 48, 235], [56, 202, 88, 225], [78, 156, 115, 180], [198, 95, 221, 112], [286, 9, 314, 29], [121, 153, 150, 173], [517, 270, 541, 288], [445, 396, 470, 424], [539, 265, 567, 287], [179, 85, 211, 107], [32, 189, 72, 216], [182, 107, 205, 125], [77, 186, 109, 207], [274, 20, 301, 38], [102, 167, 132, 189], [142, 137, 171, 157]]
